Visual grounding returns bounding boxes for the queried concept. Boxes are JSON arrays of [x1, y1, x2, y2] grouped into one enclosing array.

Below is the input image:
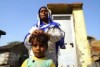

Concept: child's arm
[[21, 60, 27, 67], [50, 60, 55, 67], [50, 63, 55, 67]]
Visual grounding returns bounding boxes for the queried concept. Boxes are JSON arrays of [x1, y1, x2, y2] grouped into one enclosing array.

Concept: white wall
[[52, 14, 77, 67]]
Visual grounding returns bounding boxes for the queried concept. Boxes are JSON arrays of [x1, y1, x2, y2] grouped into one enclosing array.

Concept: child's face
[[32, 40, 47, 58]]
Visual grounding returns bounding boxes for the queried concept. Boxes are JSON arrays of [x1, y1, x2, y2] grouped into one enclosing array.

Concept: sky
[[0, 0, 100, 46]]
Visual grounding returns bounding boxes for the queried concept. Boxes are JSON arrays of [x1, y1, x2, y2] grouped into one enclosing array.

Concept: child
[[21, 30, 55, 67]]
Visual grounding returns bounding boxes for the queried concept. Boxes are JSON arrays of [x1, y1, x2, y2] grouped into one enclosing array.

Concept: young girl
[[21, 30, 55, 67]]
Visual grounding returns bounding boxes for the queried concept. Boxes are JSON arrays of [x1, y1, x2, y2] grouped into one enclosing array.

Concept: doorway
[[52, 14, 77, 67]]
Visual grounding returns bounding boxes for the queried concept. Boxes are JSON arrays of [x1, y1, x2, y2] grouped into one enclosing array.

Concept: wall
[[73, 8, 92, 67]]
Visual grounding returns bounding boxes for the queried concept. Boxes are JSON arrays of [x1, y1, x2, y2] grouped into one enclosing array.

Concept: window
[[53, 16, 70, 20]]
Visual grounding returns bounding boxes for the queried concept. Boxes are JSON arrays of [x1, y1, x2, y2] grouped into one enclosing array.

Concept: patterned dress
[[21, 56, 55, 67]]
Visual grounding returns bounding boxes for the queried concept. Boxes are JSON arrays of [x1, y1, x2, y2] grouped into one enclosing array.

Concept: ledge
[[47, 3, 83, 14]]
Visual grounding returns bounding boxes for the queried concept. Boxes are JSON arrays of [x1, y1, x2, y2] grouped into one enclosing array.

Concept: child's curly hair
[[29, 30, 50, 47]]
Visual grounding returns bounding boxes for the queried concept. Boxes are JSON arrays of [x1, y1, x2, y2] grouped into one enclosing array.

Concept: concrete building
[[47, 3, 92, 67], [0, 42, 28, 67]]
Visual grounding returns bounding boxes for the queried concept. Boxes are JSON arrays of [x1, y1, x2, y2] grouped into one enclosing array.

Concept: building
[[47, 3, 92, 67], [0, 42, 28, 67]]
